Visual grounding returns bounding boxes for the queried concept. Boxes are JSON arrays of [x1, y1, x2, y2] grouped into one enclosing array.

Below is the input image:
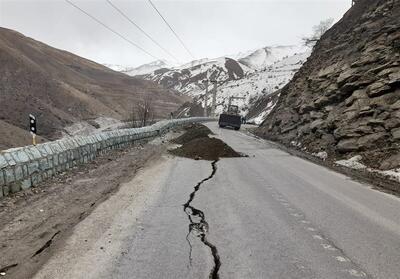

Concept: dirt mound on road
[[172, 123, 212, 144], [170, 137, 241, 161]]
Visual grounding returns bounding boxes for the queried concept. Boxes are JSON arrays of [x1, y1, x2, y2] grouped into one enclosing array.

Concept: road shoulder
[[0, 131, 180, 279]]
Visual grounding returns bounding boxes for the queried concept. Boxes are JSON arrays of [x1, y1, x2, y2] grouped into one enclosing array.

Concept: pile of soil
[[170, 137, 241, 161], [172, 123, 213, 144]]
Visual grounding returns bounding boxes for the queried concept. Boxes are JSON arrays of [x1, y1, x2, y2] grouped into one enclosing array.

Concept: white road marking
[[348, 269, 366, 277], [321, 244, 337, 251], [290, 213, 302, 217], [312, 235, 324, 240], [336, 256, 350, 262]]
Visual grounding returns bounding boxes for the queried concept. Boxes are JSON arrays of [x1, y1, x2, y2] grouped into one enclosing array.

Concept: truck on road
[[219, 105, 241, 130]]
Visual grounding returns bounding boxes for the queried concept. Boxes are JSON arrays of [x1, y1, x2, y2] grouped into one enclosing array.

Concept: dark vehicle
[[219, 105, 241, 130]]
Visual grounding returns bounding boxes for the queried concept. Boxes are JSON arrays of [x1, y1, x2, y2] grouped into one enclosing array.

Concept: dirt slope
[[0, 120, 47, 150], [257, 0, 400, 170], [0, 28, 188, 146]]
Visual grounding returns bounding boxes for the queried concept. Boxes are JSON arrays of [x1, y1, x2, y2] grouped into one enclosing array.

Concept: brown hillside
[[0, 120, 47, 150], [257, 0, 400, 170], [0, 28, 188, 145]]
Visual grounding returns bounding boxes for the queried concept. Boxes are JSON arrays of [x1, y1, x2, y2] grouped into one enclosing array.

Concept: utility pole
[[203, 80, 209, 117], [211, 80, 217, 117]]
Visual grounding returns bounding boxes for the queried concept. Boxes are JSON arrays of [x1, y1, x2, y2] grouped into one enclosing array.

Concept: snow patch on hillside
[[109, 45, 311, 119], [248, 100, 276, 125], [200, 50, 310, 116], [336, 156, 400, 183], [104, 60, 176, 76], [237, 45, 308, 70]]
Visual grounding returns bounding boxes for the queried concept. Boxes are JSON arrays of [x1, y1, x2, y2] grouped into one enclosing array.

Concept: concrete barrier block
[[48, 142, 63, 154], [58, 152, 66, 165], [35, 145, 50, 157], [52, 154, 59, 166], [14, 165, 24, 180], [0, 154, 8, 169], [61, 139, 74, 150], [0, 171, 4, 186], [28, 161, 39, 175], [21, 179, 32, 190], [25, 146, 42, 160], [47, 157, 54, 169], [69, 138, 81, 148], [22, 164, 29, 177], [3, 184, 10, 196], [46, 168, 55, 177], [39, 158, 50, 171], [72, 137, 82, 147], [11, 149, 31, 163], [41, 143, 54, 155], [4, 167, 15, 184], [10, 182, 21, 193], [3, 152, 17, 166], [82, 137, 89, 145], [57, 141, 69, 152], [31, 173, 42, 186]]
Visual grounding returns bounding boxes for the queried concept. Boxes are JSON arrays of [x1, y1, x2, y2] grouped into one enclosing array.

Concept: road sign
[[29, 114, 37, 135], [29, 114, 37, 145]]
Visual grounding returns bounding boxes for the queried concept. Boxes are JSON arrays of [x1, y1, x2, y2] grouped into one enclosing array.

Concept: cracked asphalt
[[33, 122, 400, 279]]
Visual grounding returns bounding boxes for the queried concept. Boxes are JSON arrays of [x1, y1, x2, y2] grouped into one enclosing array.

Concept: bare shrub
[[302, 18, 335, 47], [129, 97, 154, 128]]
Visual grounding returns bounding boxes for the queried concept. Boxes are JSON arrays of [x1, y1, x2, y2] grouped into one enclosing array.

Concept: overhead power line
[[106, 0, 179, 63], [147, 0, 195, 60], [64, 0, 161, 61]]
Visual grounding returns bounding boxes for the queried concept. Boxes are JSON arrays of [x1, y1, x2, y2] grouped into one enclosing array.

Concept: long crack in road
[[183, 160, 221, 279]]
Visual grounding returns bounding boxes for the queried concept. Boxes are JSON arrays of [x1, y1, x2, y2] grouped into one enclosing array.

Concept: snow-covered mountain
[[109, 45, 311, 123], [104, 60, 175, 76], [237, 45, 308, 70], [145, 56, 252, 95]]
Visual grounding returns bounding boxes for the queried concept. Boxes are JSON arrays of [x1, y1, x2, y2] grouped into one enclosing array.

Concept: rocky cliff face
[[257, 0, 400, 170]]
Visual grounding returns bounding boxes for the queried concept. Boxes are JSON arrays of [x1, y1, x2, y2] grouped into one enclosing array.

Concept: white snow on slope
[[247, 100, 277, 125], [104, 60, 176, 76], [336, 155, 367, 170], [165, 47, 310, 116], [335, 156, 400, 183], [109, 45, 311, 119], [207, 50, 309, 115], [237, 45, 308, 70]]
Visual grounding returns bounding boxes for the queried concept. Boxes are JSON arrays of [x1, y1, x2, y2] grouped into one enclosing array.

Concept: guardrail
[[0, 117, 214, 198]]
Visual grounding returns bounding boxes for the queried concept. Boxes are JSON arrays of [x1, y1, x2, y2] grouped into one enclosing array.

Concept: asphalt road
[[34, 122, 400, 279]]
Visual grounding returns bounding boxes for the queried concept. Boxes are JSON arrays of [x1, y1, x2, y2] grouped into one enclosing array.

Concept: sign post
[[29, 114, 37, 146]]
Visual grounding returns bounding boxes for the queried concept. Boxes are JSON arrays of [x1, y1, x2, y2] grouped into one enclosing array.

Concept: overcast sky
[[0, 0, 350, 67]]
